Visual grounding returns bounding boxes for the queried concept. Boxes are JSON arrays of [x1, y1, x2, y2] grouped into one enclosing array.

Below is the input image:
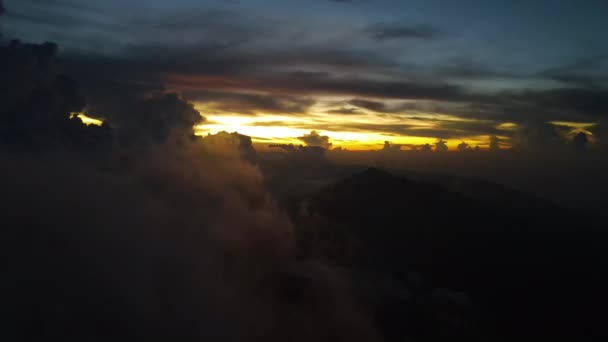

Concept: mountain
[[296, 168, 607, 341]]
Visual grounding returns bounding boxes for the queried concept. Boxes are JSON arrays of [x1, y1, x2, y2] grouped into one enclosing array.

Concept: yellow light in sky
[[195, 114, 483, 150], [497, 122, 518, 131], [196, 115, 310, 142], [192, 98, 503, 150], [550, 121, 596, 132], [71, 113, 103, 126], [550, 121, 597, 142]]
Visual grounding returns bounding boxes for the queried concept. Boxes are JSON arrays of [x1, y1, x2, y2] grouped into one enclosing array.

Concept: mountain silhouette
[[297, 168, 607, 341]]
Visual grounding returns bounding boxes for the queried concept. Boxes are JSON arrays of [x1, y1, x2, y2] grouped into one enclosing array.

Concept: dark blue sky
[[2, 0, 608, 148]]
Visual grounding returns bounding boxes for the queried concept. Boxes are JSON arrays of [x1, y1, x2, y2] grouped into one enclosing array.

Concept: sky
[[2, 0, 608, 149], [3, 3, 608, 340]]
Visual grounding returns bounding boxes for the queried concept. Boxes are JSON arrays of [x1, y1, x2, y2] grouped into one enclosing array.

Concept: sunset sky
[[3, 0, 608, 149]]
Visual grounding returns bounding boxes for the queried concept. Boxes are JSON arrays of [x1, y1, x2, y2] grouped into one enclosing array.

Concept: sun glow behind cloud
[[71, 113, 104, 126], [194, 96, 430, 149], [196, 115, 308, 146], [190, 92, 529, 150], [194, 111, 491, 150]]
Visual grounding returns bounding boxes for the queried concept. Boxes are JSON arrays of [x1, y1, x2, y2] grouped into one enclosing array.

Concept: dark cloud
[[44, 7, 402, 78], [327, 107, 361, 115], [291, 70, 332, 79], [6, 6, 115, 31], [0, 40, 114, 150], [321, 119, 506, 140], [176, 65, 608, 134], [86, 92, 204, 146], [349, 99, 388, 112], [333, 98, 462, 116], [21, 0, 93, 11], [150, 8, 284, 51], [438, 57, 515, 79], [380, 86, 608, 124], [61, 40, 608, 132], [0, 40, 208, 151], [59, 43, 405, 101], [62, 37, 606, 127], [3, 1, 120, 52], [270, 75, 467, 101], [323, 122, 415, 135], [168, 73, 468, 105], [366, 23, 441, 41], [438, 120, 505, 136], [489, 134, 501, 151], [298, 130, 333, 149], [491, 88, 608, 121], [512, 120, 570, 150], [540, 55, 608, 87], [395, 100, 468, 115], [184, 90, 314, 115], [3, 6, 461, 115], [573, 131, 589, 152], [525, 88, 608, 118], [279, 47, 401, 71], [6, 2, 607, 141]]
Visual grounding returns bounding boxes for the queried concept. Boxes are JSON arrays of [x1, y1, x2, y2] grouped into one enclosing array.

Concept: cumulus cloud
[[86, 92, 204, 146], [1, 38, 385, 341], [2, 139, 377, 341], [298, 130, 333, 149], [1, 93, 377, 342], [512, 120, 570, 151], [0, 40, 115, 150], [201, 130, 258, 163]]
